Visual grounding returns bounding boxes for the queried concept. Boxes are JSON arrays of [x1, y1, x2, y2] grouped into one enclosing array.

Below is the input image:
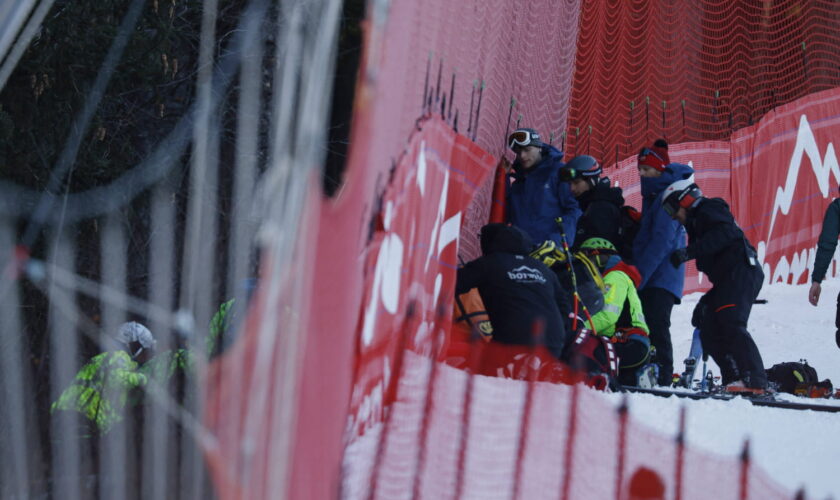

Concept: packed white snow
[[603, 281, 840, 499]]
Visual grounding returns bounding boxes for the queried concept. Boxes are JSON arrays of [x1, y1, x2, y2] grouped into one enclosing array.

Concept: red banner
[[349, 117, 497, 437], [606, 88, 840, 293], [731, 87, 840, 285]]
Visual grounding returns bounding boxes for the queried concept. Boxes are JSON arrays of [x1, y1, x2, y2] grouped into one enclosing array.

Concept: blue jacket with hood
[[506, 144, 581, 247], [632, 162, 693, 300]]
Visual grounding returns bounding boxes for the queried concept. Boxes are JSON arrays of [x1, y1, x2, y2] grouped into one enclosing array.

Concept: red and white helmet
[[662, 176, 702, 216]]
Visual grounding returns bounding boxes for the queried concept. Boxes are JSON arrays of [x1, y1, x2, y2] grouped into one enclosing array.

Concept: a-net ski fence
[[0, 0, 838, 499]]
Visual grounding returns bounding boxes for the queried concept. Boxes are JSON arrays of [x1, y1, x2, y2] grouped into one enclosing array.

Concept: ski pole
[[554, 217, 597, 335]]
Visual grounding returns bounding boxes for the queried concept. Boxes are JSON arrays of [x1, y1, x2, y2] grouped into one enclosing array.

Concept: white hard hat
[[116, 321, 156, 350]]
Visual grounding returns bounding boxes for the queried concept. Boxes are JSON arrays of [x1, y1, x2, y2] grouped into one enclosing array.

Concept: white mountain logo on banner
[[759, 113, 840, 284], [765, 114, 840, 245]]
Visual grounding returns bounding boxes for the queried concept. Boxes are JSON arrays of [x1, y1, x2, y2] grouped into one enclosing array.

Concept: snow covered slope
[[604, 281, 840, 499]]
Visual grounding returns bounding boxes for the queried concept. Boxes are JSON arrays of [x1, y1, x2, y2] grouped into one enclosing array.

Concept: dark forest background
[[0, 0, 363, 494]]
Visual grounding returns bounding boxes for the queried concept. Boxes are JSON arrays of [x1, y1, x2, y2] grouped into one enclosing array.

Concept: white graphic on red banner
[[764, 114, 840, 246]]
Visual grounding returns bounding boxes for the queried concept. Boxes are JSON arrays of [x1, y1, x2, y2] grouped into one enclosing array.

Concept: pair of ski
[[622, 384, 840, 413], [622, 329, 840, 413]]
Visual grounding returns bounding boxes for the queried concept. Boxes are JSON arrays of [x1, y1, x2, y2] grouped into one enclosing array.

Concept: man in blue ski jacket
[[633, 140, 693, 385], [506, 128, 581, 247]]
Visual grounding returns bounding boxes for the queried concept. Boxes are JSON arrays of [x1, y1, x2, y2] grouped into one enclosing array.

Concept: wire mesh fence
[[0, 0, 341, 498]]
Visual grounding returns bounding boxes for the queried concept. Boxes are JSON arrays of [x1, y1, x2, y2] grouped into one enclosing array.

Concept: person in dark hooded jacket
[[559, 155, 625, 251], [666, 180, 768, 392], [456, 223, 572, 360], [633, 140, 693, 385], [506, 128, 581, 247]]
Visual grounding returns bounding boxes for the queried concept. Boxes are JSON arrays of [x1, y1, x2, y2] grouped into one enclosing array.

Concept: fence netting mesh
[[0, 0, 837, 499], [566, 0, 840, 165]]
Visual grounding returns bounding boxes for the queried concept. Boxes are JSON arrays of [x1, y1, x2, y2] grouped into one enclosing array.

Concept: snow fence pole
[[453, 316, 487, 499], [614, 396, 629, 500], [674, 405, 687, 500], [559, 378, 581, 500], [368, 300, 417, 500], [738, 439, 750, 500], [411, 302, 448, 500]]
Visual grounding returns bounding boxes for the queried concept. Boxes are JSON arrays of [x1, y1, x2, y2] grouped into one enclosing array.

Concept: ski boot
[[635, 363, 659, 389], [677, 356, 697, 388], [724, 380, 767, 396], [701, 370, 716, 393]]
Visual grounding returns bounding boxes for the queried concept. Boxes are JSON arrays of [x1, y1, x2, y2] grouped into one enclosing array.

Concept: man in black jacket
[[665, 179, 767, 392], [456, 223, 572, 360], [559, 155, 626, 254], [808, 194, 840, 349]]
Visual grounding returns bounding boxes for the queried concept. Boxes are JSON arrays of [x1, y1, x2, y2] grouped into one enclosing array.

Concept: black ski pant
[[639, 287, 677, 384], [835, 291, 840, 349], [615, 335, 651, 386], [694, 264, 767, 388]]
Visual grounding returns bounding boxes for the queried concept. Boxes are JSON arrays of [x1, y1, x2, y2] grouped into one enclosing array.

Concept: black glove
[[670, 248, 692, 268]]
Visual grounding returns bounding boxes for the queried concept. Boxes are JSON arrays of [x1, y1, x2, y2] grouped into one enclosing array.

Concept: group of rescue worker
[[454, 127, 768, 392]]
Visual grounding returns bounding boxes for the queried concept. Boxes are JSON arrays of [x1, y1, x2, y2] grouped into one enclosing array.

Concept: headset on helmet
[[662, 176, 703, 216], [559, 155, 602, 183]]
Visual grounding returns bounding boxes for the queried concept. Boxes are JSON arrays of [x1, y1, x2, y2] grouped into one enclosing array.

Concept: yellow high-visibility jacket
[[587, 260, 649, 338]]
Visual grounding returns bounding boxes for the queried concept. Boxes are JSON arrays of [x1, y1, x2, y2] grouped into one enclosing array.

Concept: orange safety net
[[566, 0, 840, 166]]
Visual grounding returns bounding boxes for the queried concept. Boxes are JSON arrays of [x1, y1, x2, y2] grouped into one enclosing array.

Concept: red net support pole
[[410, 305, 448, 500], [488, 160, 508, 224], [674, 406, 687, 500], [453, 325, 487, 500], [559, 379, 581, 500], [739, 438, 751, 500], [614, 396, 629, 500], [367, 301, 418, 500]]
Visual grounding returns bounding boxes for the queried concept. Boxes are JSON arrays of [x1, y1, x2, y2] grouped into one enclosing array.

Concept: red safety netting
[[342, 351, 790, 500], [202, 0, 840, 498], [339, 114, 812, 499], [363, 0, 581, 160], [607, 86, 840, 293], [358, 0, 584, 264], [567, 0, 840, 166]]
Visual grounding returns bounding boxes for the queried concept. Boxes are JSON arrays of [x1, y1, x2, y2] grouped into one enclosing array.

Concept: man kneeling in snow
[[577, 238, 653, 386], [455, 223, 572, 378]]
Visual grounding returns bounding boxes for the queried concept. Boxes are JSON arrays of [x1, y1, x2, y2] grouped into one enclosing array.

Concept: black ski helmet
[[560, 155, 602, 186]]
